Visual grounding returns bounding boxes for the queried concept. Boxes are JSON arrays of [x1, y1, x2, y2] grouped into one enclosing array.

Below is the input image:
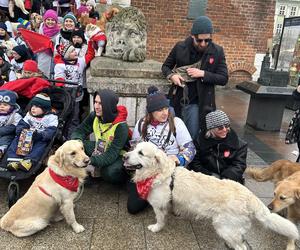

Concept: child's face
[[86, 4, 93, 12], [31, 105, 44, 116], [68, 48, 78, 60], [45, 18, 56, 28], [0, 102, 11, 113], [0, 28, 6, 37]]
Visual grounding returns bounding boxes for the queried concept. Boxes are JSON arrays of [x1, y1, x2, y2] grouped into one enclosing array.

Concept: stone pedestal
[[236, 81, 294, 131], [86, 57, 169, 127]]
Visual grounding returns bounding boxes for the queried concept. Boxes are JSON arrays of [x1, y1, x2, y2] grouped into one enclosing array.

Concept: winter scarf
[[42, 23, 60, 38]]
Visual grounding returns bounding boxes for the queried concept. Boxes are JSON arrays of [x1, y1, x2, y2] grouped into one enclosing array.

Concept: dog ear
[[154, 150, 165, 165], [54, 147, 65, 167], [294, 189, 300, 199]]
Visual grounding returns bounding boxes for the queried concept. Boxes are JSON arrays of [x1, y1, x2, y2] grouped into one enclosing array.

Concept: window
[[187, 0, 208, 19], [279, 5, 286, 15], [276, 23, 283, 34], [290, 6, 297, 16]]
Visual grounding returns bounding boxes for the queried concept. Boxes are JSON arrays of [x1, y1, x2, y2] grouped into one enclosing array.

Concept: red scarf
[[136, 175, 157, 200], [49, 168, 79, 192]]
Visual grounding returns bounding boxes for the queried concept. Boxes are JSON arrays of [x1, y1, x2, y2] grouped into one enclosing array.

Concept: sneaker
[[19, 159, 32, 172], [7, 161, 20, 171]]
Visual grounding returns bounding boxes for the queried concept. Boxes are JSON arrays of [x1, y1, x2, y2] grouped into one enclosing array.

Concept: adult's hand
[[85, 165, 95, 177], [170, 74, 185, 87], [186, 68, 205, 78]]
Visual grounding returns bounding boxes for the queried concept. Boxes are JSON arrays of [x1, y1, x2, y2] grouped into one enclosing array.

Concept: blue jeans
[[182, 104, 200, 140]]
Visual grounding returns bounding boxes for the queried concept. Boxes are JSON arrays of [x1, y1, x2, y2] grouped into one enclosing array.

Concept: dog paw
[[72, 223, 85, 233], [147, 224, 162, 233]]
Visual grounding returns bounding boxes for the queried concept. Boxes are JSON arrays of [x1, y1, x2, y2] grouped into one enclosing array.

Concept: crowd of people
[[0, 0, 250, 215]]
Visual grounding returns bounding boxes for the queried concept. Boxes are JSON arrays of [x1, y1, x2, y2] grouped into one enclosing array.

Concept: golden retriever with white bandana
[[123, 142, 299, 250], [0, 140, 90, 237]]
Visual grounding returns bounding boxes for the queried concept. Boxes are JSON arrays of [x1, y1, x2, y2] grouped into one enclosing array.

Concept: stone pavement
[[0, 88, 297, 250]]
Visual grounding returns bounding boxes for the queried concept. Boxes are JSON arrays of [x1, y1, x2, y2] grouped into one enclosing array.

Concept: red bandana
[[136, 175, 157, 200], [49, 168, 79, 192]]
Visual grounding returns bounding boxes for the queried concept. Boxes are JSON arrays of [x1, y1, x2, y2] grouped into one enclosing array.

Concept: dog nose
[[267, 203, 273, 211]]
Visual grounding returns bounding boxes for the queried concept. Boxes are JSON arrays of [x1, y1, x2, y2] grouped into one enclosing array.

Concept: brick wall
[[131, 0, 275, 83]]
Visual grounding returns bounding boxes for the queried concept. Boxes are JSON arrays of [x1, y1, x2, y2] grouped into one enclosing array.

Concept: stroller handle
[[43, 78, 79, 86]]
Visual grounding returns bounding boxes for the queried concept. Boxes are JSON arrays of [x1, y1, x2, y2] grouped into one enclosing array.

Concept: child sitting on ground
[[7, 93, 58, 171], [0, 90, 22, 159]]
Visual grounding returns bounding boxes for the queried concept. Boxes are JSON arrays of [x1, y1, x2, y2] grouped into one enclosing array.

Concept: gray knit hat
[[206, 110, 230, 130], [191, 16, 213, 35], [146, 86, 169, 113]]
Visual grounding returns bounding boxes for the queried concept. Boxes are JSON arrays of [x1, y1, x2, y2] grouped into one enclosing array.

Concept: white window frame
[[279, 5, 286, 15], [290, 6, 297, 16], [276, 23, 283, 34]]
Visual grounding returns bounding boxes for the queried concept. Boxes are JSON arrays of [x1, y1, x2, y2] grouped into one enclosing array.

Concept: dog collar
[[136, 175, 157, 200], [49, 168, 79, 192]]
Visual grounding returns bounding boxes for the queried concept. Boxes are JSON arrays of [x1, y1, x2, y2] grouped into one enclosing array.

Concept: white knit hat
[[206, 110, 230, 130], [86, 0, 96, 7]]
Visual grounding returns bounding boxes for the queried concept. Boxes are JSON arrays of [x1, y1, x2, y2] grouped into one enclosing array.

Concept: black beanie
[[30, 93, 51, 112], [94, 89, 119, 123], [146, 86, 169, 113], [71, 28, 86, 43], [191, 16, 213, 35]]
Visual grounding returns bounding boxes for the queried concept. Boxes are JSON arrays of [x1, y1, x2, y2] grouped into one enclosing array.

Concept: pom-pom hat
[[30, 93, 51, 112], [146, 86, 169, 113]]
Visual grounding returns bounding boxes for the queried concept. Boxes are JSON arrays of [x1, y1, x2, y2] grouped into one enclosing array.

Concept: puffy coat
[[190, 129, 247, 184]]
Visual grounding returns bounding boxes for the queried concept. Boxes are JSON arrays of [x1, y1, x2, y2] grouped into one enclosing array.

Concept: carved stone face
[[105, 7, 147, 62]]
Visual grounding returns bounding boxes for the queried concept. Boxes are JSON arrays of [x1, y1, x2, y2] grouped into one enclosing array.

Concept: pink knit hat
[[43, 10, 58, 23], [77, 6, 89, 16]]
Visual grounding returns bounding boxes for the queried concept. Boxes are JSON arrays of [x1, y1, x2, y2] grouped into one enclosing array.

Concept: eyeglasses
[[194, 38, 212, 44], [216, 124, 230, 130]]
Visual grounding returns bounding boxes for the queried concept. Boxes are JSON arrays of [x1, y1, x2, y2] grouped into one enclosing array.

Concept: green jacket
[[71, 111, 129, 168]]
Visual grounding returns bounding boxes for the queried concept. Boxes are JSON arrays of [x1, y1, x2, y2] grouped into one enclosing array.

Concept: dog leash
[[169, 169, 176, 204]]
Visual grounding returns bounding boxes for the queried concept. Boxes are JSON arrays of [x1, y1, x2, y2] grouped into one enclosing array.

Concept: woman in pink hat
[[37, 10, 60, 78]]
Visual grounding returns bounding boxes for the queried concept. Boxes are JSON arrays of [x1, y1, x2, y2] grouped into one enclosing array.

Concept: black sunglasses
[[216, 124, 230, 130], [195, 38, 212, 44]]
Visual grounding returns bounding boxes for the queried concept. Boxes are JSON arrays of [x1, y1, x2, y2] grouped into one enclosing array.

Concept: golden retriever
[[123, 142, 299, 250], [246, 160, 300, 250], [245, 159, 300, 184], [268, 172, 300, 250], [0, 140, 90, 237]]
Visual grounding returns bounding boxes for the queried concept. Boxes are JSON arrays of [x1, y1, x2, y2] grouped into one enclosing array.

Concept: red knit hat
[[23, 60, 38, 73]]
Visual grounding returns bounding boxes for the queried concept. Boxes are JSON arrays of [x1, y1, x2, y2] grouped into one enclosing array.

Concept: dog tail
[[246, 160, 286, 181], [252, 197, 299, 240]]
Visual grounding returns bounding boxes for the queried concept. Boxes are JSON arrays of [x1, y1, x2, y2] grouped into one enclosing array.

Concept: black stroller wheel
[[7, 181, 20, 208]]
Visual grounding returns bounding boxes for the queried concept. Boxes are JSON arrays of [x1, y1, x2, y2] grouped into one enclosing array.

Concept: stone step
[[90, 57, 165, 79]]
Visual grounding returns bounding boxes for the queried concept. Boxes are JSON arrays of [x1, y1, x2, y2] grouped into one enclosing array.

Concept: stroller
[[0, 85, 73, 207]]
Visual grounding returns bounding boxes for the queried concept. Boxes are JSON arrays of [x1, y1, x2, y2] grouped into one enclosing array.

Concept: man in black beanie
[[162, 16, 228, 140]]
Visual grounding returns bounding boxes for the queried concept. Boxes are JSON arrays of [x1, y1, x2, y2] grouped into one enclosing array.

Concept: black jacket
[[162, 36, 228, 131], [190, 129, 247, 184]]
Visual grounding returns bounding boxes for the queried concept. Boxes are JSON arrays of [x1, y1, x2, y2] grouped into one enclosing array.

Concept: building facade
[[273, 0, 300, 44], [131, 0, 276, 85]]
